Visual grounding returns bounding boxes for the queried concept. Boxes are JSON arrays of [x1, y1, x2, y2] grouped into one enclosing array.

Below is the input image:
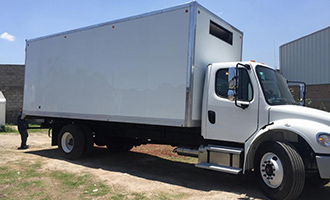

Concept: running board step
[[195, 162, 242, 174], [197, 145, 244, 170], [204, 145, 243, 154]]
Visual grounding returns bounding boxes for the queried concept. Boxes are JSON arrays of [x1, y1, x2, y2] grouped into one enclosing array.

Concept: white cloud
[[0, 32, 16, 42]]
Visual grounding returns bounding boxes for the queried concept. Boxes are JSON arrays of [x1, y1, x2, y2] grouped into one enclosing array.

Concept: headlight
[[316, 133, 330, 148]]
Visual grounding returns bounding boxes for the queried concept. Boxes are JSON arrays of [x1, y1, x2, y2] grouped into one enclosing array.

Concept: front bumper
[[316, 155, 330, 179]]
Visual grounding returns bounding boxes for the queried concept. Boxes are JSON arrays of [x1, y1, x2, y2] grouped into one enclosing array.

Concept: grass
[[155, 193, 187, 200], [27, 124, 49, 134], [0, 159, 187, 200], [0, 124, 18, 133], [0, 160, 113, 200], [0, 124, 48, 134]]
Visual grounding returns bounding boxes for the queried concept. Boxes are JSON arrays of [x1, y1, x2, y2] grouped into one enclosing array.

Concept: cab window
[[215, 68, 253, 101]]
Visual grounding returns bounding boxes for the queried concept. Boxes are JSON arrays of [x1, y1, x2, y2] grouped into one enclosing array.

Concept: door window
[[215, 68, 253, 101]]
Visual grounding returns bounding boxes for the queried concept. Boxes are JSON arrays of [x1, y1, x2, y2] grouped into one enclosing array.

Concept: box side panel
[[191, 6, 243, 121], [23, 7, 191, 126]]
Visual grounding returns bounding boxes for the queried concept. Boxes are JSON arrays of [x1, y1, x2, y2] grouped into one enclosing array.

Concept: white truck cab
[[197, 61, 330, 199]]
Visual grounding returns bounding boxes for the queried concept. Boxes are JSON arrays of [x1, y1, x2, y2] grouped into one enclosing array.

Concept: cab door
[[203, 63, 259, 143]]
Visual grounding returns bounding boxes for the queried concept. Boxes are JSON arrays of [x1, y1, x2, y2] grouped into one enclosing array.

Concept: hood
[[269, 105, 330, 127]]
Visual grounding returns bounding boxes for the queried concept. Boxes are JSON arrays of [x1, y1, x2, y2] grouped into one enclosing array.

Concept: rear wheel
[[255, 141, 305, 200], [81, 125, 94, 157], [106, 139, 133, 152], [94, 135, 106, 146], [58, 124, 86, 160]]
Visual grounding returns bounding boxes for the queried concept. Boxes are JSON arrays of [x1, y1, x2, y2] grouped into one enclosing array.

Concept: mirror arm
[[235, 100, 249, 109]]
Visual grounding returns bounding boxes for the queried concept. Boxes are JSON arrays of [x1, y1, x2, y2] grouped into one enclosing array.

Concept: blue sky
[[1, 0, 329, 69]]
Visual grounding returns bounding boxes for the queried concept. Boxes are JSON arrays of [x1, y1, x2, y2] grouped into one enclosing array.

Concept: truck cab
[[198, 61, 330, 199]]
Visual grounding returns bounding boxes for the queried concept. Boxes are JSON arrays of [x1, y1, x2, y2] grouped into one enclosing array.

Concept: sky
[[0, 0, 329, 69]]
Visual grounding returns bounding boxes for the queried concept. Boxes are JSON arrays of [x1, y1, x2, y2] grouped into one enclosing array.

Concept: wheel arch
[[244, 127, 316, 172]]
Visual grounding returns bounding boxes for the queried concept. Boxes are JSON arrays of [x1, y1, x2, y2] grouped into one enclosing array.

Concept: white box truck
[[23, 2, 330, 200]]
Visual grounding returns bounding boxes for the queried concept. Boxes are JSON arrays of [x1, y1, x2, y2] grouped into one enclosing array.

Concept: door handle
[[208, 110, 216, 124]]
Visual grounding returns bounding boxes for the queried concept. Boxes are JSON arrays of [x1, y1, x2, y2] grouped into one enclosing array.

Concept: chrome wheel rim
[[260, 152, 284, 188], [61, 132, 74, 153]]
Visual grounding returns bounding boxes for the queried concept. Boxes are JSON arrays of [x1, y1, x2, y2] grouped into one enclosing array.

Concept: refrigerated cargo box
[[23, 2, 243, 127]]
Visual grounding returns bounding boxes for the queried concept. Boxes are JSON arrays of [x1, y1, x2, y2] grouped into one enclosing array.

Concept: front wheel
[[255, 141, 305, 200]]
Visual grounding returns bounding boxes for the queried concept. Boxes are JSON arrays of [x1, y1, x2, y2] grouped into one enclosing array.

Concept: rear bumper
[[316, 155, 330, 179]]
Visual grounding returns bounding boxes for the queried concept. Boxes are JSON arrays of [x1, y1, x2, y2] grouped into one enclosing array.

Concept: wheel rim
[[61, 132, 74, 153], [260, 152, 284, 188]]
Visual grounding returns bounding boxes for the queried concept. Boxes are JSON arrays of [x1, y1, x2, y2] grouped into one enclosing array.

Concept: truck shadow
[[26, 147, 329, 200]]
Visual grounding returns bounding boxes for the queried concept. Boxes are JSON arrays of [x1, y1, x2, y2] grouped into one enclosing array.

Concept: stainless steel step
[[204, 145, 243, 154], [195, 162, 242, 174]]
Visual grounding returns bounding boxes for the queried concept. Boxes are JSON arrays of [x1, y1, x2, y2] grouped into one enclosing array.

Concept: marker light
[[316, 133, 330, 148], [250, 60, 255, 62]]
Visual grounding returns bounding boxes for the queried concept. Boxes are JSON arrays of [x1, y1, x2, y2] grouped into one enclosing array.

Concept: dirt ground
[[0, 132, 329, 200]]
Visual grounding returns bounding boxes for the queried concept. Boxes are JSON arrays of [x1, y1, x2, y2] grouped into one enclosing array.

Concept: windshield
[[256, 65, 296, 105]]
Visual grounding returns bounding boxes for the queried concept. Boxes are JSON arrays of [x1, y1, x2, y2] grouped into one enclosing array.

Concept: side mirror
[[228, 63, 251, 109], [287, 81, 306, 106], [299, 84, 306, 106]]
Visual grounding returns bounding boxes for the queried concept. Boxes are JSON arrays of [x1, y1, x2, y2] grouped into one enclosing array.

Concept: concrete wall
[[0, 64, 25, 124], [290, 84, 330, 112], [307, 84, 330, 111]]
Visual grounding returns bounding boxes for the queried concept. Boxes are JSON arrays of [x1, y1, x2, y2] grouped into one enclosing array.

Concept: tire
[[80, 125, 94, 157], [254, 141, 305, 200], [58, 124, 86, 160], [94, 135, 106, 146], [106, 139, 133, 152]]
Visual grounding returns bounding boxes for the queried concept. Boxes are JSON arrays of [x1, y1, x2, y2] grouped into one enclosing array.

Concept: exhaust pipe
[[173, 146, 199, 157]]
